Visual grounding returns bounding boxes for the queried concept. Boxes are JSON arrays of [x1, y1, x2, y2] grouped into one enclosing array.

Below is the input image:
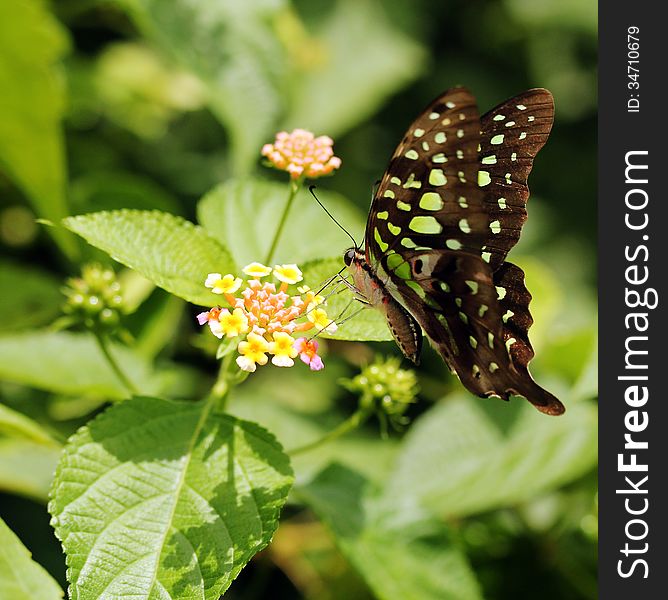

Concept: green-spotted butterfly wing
[[363, 87, 563, 415]]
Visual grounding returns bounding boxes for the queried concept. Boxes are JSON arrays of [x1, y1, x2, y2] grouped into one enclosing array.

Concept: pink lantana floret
[[262, 129, 341, 180], [295, 337, 325, 371]]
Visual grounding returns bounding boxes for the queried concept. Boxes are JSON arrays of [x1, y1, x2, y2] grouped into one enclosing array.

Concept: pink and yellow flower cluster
[[262, 129, 341, 180], [197, 262, 335, 372]]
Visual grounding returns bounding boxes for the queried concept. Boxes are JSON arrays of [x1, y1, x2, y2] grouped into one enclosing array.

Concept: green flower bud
[[341, 356, 419, 427], [62, 263, 126, 333]]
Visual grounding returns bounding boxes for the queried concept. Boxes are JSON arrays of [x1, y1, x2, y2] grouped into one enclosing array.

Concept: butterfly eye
[[343, 248, 356, 267]]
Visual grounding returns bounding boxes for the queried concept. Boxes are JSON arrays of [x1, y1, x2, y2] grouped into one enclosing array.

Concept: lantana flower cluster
[[262, 129, 341, 180], [197, 262, 336, 373]]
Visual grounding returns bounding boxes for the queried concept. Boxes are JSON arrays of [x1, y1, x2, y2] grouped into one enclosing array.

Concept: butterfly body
[[345, 248, 422, 363], [347, 87, 565, 416]]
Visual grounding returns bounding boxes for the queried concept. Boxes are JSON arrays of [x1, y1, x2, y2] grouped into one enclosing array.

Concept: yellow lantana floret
[[268, 331, 298, 367], [205, 273, 242, 295], [308, 307, 337, 334], [299, 285, 325, 306], [274, 264, 303, 285], [219, 308, 249, 337], [236, 332, 270, 372], [242, 262, 273, 278]]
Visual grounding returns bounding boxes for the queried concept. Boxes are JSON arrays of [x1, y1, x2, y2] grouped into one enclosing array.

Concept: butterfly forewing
[[477, 89, 555, 269], [366, 87, 488, 266]]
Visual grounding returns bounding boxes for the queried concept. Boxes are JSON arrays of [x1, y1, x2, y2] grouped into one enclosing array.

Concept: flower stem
[[264, 179, 299, 265], [94, 331, 138, 396], [208, 351, 249, 412], [288, 409, 371, 456]]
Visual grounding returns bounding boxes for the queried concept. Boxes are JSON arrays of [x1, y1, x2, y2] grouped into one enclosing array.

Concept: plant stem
[[208, 351, 249, 412], [94, 331, 138, 396], [288, 409, 370, 456], [264, 179, 299, 264], [209, 359, 229, 409]]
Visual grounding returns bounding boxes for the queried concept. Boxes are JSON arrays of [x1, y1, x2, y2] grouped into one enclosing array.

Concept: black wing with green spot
[[391, 251, 564, 415], [477, 88, 555, 270], [365, 87, 488, 265], [361, 87, 561, 414]]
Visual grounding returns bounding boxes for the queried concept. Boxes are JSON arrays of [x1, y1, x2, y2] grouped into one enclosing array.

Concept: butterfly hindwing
[[383, 251, 563, 415]]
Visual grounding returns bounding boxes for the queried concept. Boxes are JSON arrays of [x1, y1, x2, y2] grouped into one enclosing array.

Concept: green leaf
[[385, 395, 598, 517], [0, 438, 61, 502], [0, 403, 60, 447], [64, 210, 235, 306], [0, 331, 153, 400], [298, 464, 482, 600], [197, 178, 366, 266], [49, 396, 293, 599], [506, 0, 597, 34], [0, 0, 76, 259], [131, 293, 187, 360], [0, 516, 64, 599], [228, 364, 398, 485], [283, 0, 426, 136], [301, 257, 392, 341], [70, 170, 180, 215], [119, 0, 287, 174], [0, 261, 63, 333]]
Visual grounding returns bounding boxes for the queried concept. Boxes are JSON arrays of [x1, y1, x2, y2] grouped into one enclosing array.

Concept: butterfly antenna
[[309, 185, 359, 249]]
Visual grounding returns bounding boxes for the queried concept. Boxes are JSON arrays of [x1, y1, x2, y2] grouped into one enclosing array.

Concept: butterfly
[[344, 86, 564, 415]]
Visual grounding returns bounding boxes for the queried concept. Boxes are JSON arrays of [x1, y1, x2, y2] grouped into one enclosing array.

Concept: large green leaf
[[385, 395, 598, 517], [0, 517, 64, 599], [49, 396, 293, 600], [0, 331, 153, 400], [0, 0, 76, 259], [64, 210, 235, 306], [228, 363, 398, 485], [197, 178, 366, 266], [283, 0, 426, 136], [301, 257, 392, 341], [0, 261, 63, 333], [298, 464, 482, 600], [118, 0, 287, 174]]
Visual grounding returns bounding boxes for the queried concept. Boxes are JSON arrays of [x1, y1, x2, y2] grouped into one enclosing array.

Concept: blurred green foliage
[[0, 0, 596, 598]]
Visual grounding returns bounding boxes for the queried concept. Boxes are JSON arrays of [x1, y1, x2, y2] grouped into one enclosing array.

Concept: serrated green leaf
[[49, 396, 293, 600], [0, 516, 64, 599], [0, 0, 76, 259], [385, 395, 597, 517], [283, 0, 426, 136], [301, 257, 392, 341], [0, 261, 63, 333], [119, 0, 287, 174], [197, 179, 366, 266], [0, 331, 153, 400], [228, 364, 398, 485], [64, 210, 235, 306], [0, 438, 61, 502], [298, 464, 482, 600]]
